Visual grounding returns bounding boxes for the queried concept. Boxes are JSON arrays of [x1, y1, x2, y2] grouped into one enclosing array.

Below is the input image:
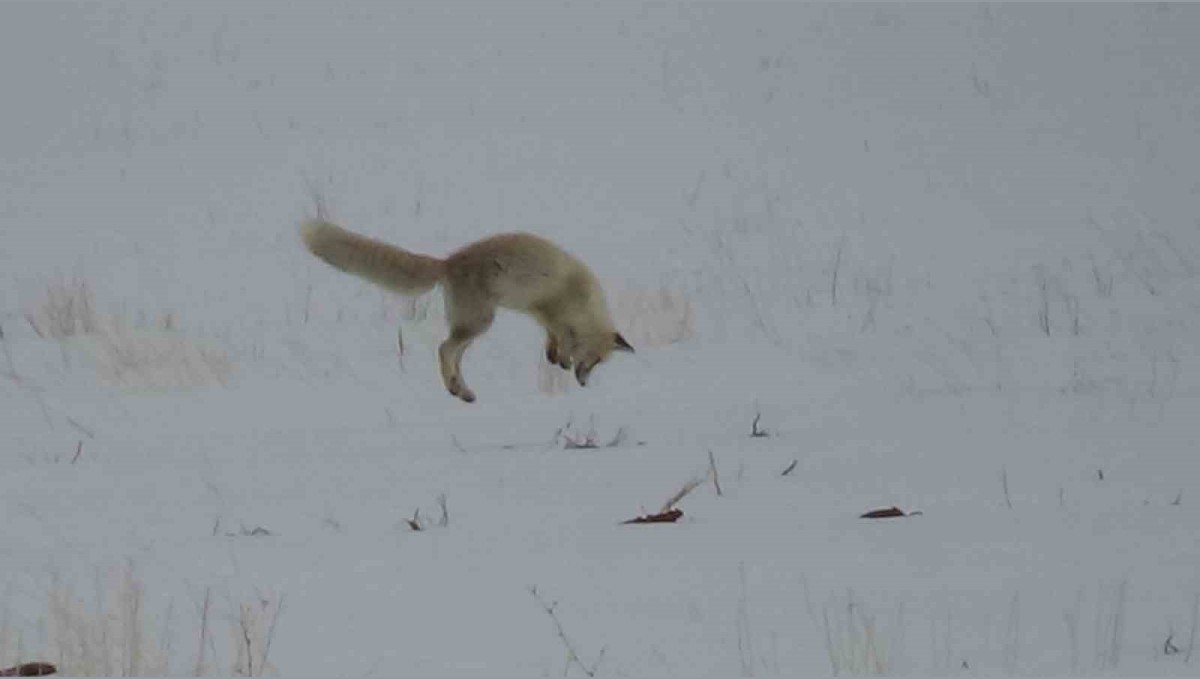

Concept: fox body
[[299, 219, 633, 403]]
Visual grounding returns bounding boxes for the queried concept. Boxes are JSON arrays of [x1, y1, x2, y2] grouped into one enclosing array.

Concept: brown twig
[[660, 476, 703, 514], [780, 459, 798, 476], [23, 313, 45, 339], [606, 426, 628, 448], [396, 326, 405, 364], [65, 415, 95, 439], [261, 593, 285, 675], [708, 450, 723, 497], [751, 412, 769, 438], [239, 605, 255, 677], [0, 324, 55, 428], [621, 508, 683, 525], [1186, 591, 1198, 663], [1001, 466, 1013, 510], [436, 493, 449, 527], [528, 586, 605, 677], [193, 587, 211, 677]]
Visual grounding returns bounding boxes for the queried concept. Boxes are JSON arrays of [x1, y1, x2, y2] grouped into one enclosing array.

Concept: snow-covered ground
[[2, 2, 1199, 676]]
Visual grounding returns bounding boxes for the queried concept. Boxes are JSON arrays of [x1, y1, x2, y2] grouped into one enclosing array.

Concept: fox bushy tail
[[299, 219, 444, 294]]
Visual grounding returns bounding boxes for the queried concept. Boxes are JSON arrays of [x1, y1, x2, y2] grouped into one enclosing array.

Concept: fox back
[[445, 233, 614, 330]]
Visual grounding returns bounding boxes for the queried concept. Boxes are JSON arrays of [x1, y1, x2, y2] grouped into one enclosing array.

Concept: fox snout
[[572, 332, 634, 387]]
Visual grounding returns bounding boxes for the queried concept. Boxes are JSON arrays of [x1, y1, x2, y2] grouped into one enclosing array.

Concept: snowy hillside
[[2, 2, 1199, 676]]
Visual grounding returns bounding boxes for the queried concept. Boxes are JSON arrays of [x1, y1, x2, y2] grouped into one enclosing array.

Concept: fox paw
[[545, 343, 572, 370], [446, 378, 477, 404]]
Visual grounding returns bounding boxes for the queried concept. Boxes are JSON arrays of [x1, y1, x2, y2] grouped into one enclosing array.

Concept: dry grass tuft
[[87, 320, 233, 390], [2, 566, 284, 677], [25, 277, 99, 340], [229, 593, 284, 677], [552, 416, 627, 450], [24, 278, 233, 390], [46, 566, 170, 677], [821, 591, 892, 676]]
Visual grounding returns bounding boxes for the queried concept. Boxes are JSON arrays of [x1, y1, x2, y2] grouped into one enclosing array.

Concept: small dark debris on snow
[[406, 509, 423, 531], [750, 412, 769, 438], [780, 459, 798, 476], [229, 525, 273, 537], [621, 508, 683, 525], [859, 506, 923, 519], [0, 662, 56, 676]]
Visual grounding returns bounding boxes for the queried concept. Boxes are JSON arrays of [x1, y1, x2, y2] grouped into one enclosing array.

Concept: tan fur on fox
[[300, 219, 633, 403]]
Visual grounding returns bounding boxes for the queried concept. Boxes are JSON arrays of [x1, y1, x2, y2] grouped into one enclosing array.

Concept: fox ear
[[613, 332, 634, 353]]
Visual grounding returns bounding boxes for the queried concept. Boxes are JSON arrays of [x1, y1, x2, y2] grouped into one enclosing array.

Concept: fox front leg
[[544, 333, 572, 370], [574, 361, 591, 387]]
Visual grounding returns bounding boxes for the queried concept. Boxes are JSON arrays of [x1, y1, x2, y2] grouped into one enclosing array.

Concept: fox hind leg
[[438, 301, 494, 403], [439, 327, 484, 403]]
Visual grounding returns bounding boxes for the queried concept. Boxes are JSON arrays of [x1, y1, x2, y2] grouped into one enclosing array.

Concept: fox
[[299, 219, 633, 403]]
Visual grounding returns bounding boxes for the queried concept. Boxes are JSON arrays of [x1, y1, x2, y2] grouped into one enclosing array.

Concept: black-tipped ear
[[613, 332, 634, 353]]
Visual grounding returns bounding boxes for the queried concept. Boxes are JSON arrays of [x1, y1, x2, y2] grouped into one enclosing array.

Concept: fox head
[[574, 331, 634, 387]]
